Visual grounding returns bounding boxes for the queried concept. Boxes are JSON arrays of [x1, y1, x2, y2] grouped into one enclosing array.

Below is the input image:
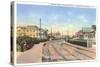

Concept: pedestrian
[[23, 41, 27, 51]]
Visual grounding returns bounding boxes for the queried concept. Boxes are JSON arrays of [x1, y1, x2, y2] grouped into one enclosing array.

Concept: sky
[[17, 4, 96, 35]]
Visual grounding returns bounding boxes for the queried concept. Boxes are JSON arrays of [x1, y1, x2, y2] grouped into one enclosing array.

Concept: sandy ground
[[17, 43, 43, 64]]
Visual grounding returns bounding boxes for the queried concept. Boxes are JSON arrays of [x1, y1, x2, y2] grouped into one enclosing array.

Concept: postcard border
[[13, 1, 97, 66]]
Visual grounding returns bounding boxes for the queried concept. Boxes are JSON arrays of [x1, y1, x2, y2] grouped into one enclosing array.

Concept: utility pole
[[40, 18, 41, 30], [39, 18, 41, 39], [51, 28, 52, 37]]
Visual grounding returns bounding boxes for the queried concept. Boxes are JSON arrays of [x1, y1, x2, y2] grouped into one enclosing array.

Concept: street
[[17, 39, 96, 63], [42, 39, 96, 62]]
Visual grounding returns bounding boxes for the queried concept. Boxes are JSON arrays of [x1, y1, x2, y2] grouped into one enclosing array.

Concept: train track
[[51, 43, 69, 61], [42, 41, 68, 62], [48, 41, 76, 61], [42, 40, 96, 62], [66, 42, 96, 53], [63, 42, 96, 59], [52, 43, 88, 60]]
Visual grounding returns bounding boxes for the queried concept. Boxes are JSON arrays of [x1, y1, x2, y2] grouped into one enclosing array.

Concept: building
[[48, 32, 62, 39], [16, 25, 48, 39], [17, 25, 38, 38], [38, 28, 48, 39], [75, 30, 84, 40], [75, 25, 96, 48], [75, 25, 96, 40], [82, 25, 96, 40]]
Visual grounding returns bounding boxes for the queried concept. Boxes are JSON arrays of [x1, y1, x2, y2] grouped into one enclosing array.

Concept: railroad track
[[62, 42, 96, 59], [51, 44, 69, 61], [66, 42, 96, 53], [42, 40, 96, 62], [51, 41, 77, 61], [42, 41, 71, 62], [42, 41, 68, 62]]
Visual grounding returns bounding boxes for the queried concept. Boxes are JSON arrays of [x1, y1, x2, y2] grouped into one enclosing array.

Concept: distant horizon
[[17, 4, 96, 36]]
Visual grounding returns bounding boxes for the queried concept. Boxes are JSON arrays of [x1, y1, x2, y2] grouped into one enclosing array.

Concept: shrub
[[16, 36, 48, 52]]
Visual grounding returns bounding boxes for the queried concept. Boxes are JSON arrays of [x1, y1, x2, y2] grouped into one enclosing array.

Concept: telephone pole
[[51, 28, 52, 36], [39, 18, 41, 39], [40, 18, 41, 30]]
